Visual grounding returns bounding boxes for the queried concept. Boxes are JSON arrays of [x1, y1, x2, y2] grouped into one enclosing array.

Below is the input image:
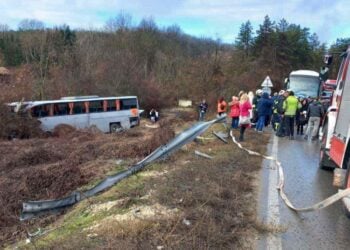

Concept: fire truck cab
[[319, 46, 350, 213]]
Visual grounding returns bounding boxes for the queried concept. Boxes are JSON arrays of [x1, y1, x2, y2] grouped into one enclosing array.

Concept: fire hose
[[229, 130, 350, 212]]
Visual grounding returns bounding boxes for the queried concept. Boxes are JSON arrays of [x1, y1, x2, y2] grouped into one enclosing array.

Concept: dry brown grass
[[3, 116, 271, 249], [31, 126, 271, 249], [0, 118, 177, 246]]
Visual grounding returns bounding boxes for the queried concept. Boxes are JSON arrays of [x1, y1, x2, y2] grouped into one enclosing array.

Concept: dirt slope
[[0, 117, 178, 245]]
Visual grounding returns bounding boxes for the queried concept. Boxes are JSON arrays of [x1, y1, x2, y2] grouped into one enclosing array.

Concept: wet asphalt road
[[258, 133, 350, 250]]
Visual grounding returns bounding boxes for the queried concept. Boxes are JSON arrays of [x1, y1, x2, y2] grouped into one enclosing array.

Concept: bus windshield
[[289, 75, 320, 98]]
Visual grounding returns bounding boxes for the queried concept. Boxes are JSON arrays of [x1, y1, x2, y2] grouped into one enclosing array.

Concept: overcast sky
[[1, 0, 349, 45]]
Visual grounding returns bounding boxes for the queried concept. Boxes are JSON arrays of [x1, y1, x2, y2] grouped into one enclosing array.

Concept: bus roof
[[290, 70, 319, 77], [9, 96, 137, 108]]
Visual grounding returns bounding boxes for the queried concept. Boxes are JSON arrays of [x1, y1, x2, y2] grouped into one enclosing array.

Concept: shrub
[[0, 104, 43, 139]]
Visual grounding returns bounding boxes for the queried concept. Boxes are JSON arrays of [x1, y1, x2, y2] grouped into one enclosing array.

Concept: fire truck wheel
[[343, 159, 350, 218], [319, 150, 334, 170], [345, 158, 350, 189]]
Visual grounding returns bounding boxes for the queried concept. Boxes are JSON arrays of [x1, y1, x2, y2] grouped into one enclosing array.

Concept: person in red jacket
[[217, 97, 227, 117], [229, 96, 240, 129]]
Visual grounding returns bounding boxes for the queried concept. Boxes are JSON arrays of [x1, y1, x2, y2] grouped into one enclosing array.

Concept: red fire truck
[[320, 79, 337, 111], [319, 46, 350, 213]]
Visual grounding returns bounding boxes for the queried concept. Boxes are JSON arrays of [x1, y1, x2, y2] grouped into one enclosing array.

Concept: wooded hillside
[[0, 15, 349, 110]]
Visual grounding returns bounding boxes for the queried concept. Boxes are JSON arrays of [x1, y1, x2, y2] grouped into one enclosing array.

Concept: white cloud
[[0, 0, 350, 43]]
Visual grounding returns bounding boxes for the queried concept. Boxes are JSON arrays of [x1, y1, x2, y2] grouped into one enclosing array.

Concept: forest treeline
[[0, 14, 349, 110]]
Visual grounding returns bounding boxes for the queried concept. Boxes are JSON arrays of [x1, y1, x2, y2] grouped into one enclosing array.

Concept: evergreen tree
[[60, 25, 76, 47], [255, 15, 275, 47], [328, 38, 350, 78], [277, 18, 289, 32], [0, 32, 23, 66], [309, 33, 320, 51], [235, 20, 253, 57]]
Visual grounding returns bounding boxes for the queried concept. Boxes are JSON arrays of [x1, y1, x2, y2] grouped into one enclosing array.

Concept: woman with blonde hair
[[238, 93, 252, 141], [229, 96, 240, 129]]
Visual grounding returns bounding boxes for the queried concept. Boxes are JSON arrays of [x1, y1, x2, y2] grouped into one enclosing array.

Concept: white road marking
[[266, 135, 282, 250]]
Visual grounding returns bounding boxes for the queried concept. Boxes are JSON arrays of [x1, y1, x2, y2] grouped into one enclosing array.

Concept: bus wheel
[[319, 122, 335, 170], [110, 123, 123, 133]]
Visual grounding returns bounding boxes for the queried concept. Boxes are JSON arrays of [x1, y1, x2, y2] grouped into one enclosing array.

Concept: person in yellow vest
[[282, 90, 301, 140], [217, 97, 227, 117]]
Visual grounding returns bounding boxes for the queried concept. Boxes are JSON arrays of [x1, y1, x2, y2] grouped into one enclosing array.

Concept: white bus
[[9, 96, 141, 133], [285, 70, 321, 98]]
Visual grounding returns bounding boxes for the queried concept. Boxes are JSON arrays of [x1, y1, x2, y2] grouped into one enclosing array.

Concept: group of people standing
[[198, 89, 325, 142], [198, 91, 253, 141], [271, 90, 324, 140]]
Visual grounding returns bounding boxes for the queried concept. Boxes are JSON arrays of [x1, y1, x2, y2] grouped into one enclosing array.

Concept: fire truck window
[[339, 57, 350, 90]]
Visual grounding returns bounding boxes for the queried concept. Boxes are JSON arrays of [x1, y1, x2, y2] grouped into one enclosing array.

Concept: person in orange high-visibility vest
[[217, 97, 227, 117]]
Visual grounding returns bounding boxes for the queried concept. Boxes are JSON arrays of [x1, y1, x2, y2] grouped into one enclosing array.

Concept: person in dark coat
[[198, 99, 208, 121], [304, 99, 324, 140], [256, 92, 273, 132], [252, 89, 262, 125], [275, 90, 288, 137], [149, 109, 159, 123], [296, 98, 308, 135]]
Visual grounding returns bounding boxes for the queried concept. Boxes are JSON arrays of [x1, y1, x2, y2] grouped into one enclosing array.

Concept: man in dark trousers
[[198, 99, 208, 121], [256, 92, 273, 132], [275, 90, 288, 136], [283, 90, 301, 140], [252, 89, 262, 125], [304, 98, 324, 140]]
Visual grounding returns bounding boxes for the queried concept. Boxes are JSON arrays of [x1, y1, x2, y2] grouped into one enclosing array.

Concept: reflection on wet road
[[258, 134, 350, 250]]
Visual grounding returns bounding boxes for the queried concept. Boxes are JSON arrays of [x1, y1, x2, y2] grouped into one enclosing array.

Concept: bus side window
[[32, 105, 49, 118], [89, 101, 103, 113], [31, 106, 39, 117], [73, 102, 86, 114], [107, 100, 116, 111], [42, 105, 50, 117], [121, 99, 137, 110], [54, 103, 69, 115], [53, 104, 59, 115]]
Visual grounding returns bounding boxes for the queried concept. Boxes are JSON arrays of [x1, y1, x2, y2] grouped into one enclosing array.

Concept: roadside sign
[[261, 76, 273, 87]]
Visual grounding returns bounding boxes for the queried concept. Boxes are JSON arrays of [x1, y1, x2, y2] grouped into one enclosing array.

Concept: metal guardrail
[[20, 115, 226, 220]]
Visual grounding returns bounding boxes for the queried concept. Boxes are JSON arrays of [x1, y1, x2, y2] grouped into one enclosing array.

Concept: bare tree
[[18, 19, 45, 31], [104, 11, 132, 32], [138, 17, 158, 32], [0, 23, 9, 33], [19, 30, 52, 98]]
